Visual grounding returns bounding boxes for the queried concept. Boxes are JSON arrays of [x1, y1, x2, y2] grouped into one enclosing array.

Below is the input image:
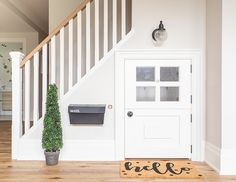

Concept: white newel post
[[10, 52, 24, 160]]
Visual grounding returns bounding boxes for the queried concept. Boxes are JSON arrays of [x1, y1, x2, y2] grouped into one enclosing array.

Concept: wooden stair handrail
[[20, 0, 91, 68]]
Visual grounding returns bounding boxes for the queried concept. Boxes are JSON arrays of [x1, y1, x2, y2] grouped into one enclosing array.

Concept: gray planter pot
[[44, 151, 60, 166]]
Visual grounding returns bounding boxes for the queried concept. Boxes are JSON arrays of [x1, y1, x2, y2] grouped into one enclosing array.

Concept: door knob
[[127, 111, 133, 117]]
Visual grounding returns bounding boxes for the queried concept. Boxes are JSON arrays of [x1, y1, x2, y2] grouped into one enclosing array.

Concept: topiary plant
[[42, 84, 63, 152]]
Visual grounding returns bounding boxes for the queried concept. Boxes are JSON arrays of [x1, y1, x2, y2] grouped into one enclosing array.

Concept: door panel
[[125, 109, 191, 158], [125, 60, 192, 158]]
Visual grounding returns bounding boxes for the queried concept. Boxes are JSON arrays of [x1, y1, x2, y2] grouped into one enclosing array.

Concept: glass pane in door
[[136, 87, 156, 101], [160, 67, 179, 82], [136, 67, 155, 82], [160, 87, 179, 101]]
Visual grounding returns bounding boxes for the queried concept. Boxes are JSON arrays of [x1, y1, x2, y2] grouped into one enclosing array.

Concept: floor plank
[[1, 121, 236, 182]]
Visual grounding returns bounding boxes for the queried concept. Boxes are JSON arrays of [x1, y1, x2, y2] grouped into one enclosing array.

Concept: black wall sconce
[[152, 21, 168, 43]]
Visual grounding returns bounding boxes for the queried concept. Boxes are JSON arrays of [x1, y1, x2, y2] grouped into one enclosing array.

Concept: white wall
[[61, 59, 115, 140], [20, 0, 206, 161], [63, 0, 206, 157], [221, 0, 236, 151], [205, 0, 222, 172], [205, 0, 236, 175], [49, 0, 83, 31], [221, 0, 236, 174], [121, 0, 206, 50], [206, 0, 222, 149]]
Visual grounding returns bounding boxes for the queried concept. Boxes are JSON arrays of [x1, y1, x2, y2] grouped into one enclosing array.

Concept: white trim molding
[[205, 142, 221, 173], [18, 139, 115, 161], [115, 50, 205, 161], [205, 142, 236, 175]]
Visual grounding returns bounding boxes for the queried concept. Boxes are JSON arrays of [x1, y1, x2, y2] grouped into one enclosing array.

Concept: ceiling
[[0, 2, 35, 32], [20, 0, 49, 24], [0, 0, 48, 34]]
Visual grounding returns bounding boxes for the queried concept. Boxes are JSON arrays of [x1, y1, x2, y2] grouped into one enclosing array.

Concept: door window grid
[[135, 66, 180, 102]]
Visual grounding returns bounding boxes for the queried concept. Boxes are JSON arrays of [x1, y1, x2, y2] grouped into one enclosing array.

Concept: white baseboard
[[205, 142, 236, 175], [18, 139, 115, 161], [205, 142, 221, 173], [220, 149, 236, 175], [60, 140, 115, 161], [18, 139, 44, 160]]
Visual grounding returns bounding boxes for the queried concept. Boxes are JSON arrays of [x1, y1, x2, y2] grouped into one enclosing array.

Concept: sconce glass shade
[[152, 21, 168, 42], [154, 29, 168, 41]]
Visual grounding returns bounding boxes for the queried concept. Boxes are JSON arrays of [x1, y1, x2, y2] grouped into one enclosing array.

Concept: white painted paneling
[[104, 0, 108, 55], [121, 0, 126, 38], [42, 44, 48, 116], [77, 11, 82, 81], [94, 0, 100, 64], [50, 36, 56, 84], [69, 19, 74, 89], [24, 61, 31, 133], [113, 0, 117, 46], [60, 28, 65, 98], [33, 52, 39, 125], [86, 2, 91, 73], [125, 110, 191, 158]]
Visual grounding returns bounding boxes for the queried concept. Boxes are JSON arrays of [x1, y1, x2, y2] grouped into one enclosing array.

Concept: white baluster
[[113, 0, 117, 46], [42, 44, 48, 116], [121, 0, 126, 38], [95, 0, 100, 64], [10, 52, 24, 159], [33, 52, 39, 125], [51, 36, 56, 84], [86, 2, 91, 73], [60, 28, 65, 98], [69, 19, 74, 89], [104, 0, 108, 54], [77, 11, 82, 81], [24, 61, 31, 133]]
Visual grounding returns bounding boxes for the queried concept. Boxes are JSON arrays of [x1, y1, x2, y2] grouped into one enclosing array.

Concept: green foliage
[[42, 84, 63, 152]]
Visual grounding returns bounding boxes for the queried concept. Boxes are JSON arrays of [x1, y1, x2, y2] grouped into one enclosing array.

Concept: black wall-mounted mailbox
[[68, 104, 106, 124]]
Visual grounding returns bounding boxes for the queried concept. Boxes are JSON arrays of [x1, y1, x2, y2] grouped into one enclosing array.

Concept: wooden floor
[[1, 121, 236, 182]]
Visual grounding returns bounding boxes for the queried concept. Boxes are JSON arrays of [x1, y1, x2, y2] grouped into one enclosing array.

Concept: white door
[[125, 60, 192, 158]]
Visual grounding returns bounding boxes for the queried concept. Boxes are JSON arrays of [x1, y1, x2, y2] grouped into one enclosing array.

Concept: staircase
[[10, 0, 132, 160]]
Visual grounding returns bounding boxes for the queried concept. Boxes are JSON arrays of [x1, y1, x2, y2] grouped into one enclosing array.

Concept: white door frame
[[115, 50, 205, 161]]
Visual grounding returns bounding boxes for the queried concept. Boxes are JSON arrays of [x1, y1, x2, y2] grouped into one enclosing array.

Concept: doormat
[[120, 160, 203, 179]]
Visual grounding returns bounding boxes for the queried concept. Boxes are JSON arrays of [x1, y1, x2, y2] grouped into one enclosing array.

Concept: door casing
[[115, 50, 205, 161]]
